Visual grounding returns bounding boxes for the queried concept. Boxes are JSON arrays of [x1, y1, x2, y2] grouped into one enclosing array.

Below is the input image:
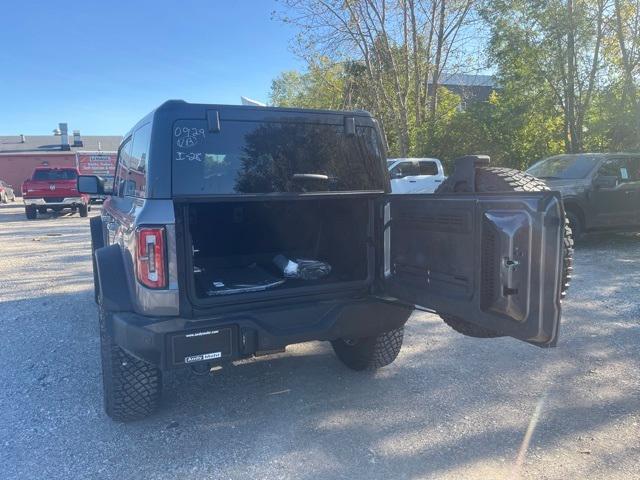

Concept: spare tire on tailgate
[[435, 166, 574, 338]]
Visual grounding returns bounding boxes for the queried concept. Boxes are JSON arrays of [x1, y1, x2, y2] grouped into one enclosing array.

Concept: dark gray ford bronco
[[78, 100, 572, 421]]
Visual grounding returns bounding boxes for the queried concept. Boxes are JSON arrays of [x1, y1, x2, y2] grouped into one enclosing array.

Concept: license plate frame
[[171, 327, 233, 366]]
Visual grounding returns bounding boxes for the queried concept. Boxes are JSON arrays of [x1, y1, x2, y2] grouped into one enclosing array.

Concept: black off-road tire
[[331, 327, 404, 371], [1, 192, 6, 204], [79, 203, 89, 217], [565, 210, 583, 241], [435, 166, 574, 338], [436, 312, 503, 338], [99, 305, 162, 421], [25, 206, 37, 220]]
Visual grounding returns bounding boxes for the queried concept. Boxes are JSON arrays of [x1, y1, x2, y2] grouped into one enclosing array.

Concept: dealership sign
[[77, 152, 117, 176], [76, 152, 117, 191]]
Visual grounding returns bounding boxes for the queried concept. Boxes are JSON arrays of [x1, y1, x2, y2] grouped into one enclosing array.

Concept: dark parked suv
[[526, 153, 640, 238], [79, 101, 572, 421]]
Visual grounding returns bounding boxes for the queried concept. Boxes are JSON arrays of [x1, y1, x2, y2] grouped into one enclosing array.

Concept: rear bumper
[[23, 197, 85, 207], [107, 297, 412, 370]]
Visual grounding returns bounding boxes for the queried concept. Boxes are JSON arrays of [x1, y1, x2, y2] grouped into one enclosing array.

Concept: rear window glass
[[33, 169, 77, 181], [172, 120, 385, 195]]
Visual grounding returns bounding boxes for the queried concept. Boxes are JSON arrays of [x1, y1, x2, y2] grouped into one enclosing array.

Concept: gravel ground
[[0, 202, 638, 480]]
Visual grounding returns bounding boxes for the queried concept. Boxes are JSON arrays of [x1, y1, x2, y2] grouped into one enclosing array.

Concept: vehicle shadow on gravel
[[147, 310, 639, 478]]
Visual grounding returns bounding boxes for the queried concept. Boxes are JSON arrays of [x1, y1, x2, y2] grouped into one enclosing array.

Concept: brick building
[[0, 130, 121, 195]]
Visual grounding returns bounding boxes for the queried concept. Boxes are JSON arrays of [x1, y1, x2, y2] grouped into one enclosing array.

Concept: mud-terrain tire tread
[[25, 206, 37, 220], [435, 166, 573, 338], [437, 313, 503, 338], [565, 210, 583, 241], [561, 217, 574, 299], [331, 327, 404, 371], [99, 306, 162, 421], [79, 203, 88, 217]]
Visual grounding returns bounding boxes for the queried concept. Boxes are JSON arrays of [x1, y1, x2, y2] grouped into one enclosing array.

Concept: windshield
[[32, 169, 77, 181], [172, 120, 385, 195], [526, 155, 600, 180]]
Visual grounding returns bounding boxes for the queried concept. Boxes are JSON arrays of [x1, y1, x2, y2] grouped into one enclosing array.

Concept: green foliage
[[585, 86, 640, 152], [414, 88, 565, 172], [270, 58, 347, 110]]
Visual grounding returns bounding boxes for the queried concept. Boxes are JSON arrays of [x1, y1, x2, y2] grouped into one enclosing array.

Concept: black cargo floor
[[193, 256, 349, 298], [197, 263, 286, 296]]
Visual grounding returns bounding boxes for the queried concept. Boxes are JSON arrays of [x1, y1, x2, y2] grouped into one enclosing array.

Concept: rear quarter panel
[[102, 196, 179, 316]]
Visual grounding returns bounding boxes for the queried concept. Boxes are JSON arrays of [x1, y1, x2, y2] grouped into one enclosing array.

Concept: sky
[[0, 0, 303, 135]]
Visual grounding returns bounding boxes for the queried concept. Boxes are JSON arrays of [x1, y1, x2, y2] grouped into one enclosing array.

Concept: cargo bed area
[[186, 198, 372, 300]]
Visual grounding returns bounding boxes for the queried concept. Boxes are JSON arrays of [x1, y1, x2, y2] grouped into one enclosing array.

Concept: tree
[[484, 0, 609, 153], [611, 0, 640, 148], [270, 58, 347, 109], [275, 0, 482, 156], [271, 0, 640, 168]]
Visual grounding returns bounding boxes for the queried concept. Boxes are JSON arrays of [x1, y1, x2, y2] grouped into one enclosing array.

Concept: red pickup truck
[[22, 167, 89, 219]]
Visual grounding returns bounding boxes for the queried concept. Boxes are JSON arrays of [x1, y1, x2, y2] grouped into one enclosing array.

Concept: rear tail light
[[136, 227, 167, 289]]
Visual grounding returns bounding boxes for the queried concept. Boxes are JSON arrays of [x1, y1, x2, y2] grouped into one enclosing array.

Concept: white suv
[[388, 158, 445, 193]]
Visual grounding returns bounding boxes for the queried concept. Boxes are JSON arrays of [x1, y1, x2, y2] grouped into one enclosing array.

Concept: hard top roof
[[124, 100, 376, 139]]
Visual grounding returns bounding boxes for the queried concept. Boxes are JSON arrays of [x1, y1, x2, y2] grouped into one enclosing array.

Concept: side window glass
[[627, 158, 640, 182], [597, 158, 640, 184], [394, 161, 419, 178], [114, 138, 132, 198], [597, 159, 616, 178], [419, 161, 438, 176], [128, 123, 152, 197], [615, 158, 631, 183], [405, 161, 420, 176]]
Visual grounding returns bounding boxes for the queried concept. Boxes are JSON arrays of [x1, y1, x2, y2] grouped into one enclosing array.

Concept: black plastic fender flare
[[90, 216, 104, 304], [94, 244, 133, 312]]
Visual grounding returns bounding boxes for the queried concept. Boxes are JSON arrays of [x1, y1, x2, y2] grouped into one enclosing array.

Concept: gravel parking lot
[[0, 202, 638, 480]]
